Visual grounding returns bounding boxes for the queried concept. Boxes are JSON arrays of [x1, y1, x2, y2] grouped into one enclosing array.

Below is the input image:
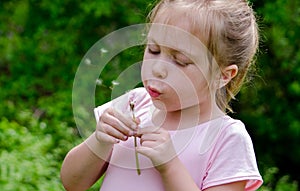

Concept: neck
[[152, 102, 225, 131]]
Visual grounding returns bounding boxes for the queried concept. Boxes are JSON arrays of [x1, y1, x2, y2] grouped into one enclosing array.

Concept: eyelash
[[147, 46, 160, 55], [174, 59, 189, 67], [147, 45, 191, 67]]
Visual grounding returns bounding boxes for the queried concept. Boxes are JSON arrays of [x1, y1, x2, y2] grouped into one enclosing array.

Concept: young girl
[[61, 0, 263, 190]]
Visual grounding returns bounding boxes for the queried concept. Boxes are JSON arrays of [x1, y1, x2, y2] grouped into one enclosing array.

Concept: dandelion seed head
[[95, 79, 103, 86], [100, 48, 108, 53], [40, 122, 47, 129], [84, 58, 91, 65], [111, 80, 120, 86], [129, 100, 136, 111]]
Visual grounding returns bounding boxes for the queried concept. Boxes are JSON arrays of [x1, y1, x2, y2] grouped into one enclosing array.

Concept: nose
[[152, 61, 168, 79]]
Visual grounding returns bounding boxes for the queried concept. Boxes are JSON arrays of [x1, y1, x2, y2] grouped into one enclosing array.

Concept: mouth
[[147, 86, 162, 98]]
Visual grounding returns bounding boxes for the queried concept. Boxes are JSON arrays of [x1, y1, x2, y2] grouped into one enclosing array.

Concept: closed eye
[[172, 54, 193, 67], [147, 44, 160, 55], [174, 59, 189, 67]]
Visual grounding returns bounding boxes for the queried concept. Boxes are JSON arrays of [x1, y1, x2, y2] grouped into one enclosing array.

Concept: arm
[[60, 134, 113, 191], [204, 181, 246, 191], [61, 107, 138, 191]]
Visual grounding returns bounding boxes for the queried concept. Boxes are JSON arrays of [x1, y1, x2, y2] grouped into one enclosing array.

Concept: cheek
[[179, 69, 211, 104], [141, 51, 152, 82], [191, 72, 210, 95], [155, 93, 181, 112], [141, 62, 150, 85], [143, 49, 150, 59], [141, 57, 148, 81]]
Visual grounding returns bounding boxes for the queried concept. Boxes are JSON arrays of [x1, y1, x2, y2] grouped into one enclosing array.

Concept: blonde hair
[[148, 0, 259, 112]]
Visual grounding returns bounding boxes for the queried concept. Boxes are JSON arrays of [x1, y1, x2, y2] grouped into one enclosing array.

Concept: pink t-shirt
[[94, 88, 263, 191]]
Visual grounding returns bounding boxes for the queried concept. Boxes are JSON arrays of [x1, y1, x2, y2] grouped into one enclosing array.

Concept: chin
[[152, 100, 167, 110]]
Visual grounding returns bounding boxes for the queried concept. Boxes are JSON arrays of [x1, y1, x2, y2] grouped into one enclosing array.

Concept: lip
[[147, 86, 161, 98]]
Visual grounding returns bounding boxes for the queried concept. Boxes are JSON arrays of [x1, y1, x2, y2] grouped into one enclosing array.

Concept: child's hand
[[95, 107, 138, 144], [136, 126, 177, 172]]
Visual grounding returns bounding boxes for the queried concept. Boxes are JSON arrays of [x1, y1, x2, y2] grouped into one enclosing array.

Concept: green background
[[0, 0, 299, 190]]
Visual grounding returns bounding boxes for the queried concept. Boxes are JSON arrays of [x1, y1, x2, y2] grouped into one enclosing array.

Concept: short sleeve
[[202, 121, 263, 191]]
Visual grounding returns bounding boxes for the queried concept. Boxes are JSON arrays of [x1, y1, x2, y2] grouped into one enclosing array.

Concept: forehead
[[147, 20, 207, 65], [148, 5, 208, 51], [149, 3, 210, 43], [150, 6, 192, 37]]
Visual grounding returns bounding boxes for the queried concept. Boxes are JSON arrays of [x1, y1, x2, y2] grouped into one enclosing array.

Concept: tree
[[233, 0, 300, 184]]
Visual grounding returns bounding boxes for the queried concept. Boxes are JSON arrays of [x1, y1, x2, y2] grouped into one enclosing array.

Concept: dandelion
[[100, 48, 108, 54], [109, 80, 120, 90], [84, 58, 91, 65], [111, 80, 120, 86], [95, 79, 103, 86], [39, 122, 47, 129], [129, 101, 141, 175]]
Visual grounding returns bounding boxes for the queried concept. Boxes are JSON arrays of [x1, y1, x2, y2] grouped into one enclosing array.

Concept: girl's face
[[141, 21, 217, 112]]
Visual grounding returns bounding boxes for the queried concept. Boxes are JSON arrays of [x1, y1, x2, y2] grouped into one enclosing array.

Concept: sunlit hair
[[148, 0, 259, 112]]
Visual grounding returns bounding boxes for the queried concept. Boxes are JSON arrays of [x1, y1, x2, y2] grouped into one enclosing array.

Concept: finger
[[109, 108, 138, 130], [136, 146, 155, 158], [139, 133, 159, 145], [95, 130, 120, 144], [100, 110, 134, 137], [140, 139, 157, 148], [100, 123, 129, 141], [140, 133, 169, 147]]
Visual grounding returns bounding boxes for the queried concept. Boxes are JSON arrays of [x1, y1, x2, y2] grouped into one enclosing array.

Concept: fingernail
[[129, 131, 135, 136], [123, 136, 128, 141], [132, 130, 138, 136]]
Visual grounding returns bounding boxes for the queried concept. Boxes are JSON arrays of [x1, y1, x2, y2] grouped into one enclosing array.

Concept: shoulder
[[130, 87, 148, 94], [199, 115, 255, 158], [94, 87, 152, 122], [209, 115, 257, 162], [128, 88, 153, 121], [127, 87, 151, 109], [128, 87, 149, 101], [218, 116, 252, 144], [202, 116, 262, 190], [94, 87, 150, 120]]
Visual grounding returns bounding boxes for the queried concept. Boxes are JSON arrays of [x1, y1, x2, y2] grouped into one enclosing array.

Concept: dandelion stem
[[134, 136, 141, 175], [130, 102, 141, 175]]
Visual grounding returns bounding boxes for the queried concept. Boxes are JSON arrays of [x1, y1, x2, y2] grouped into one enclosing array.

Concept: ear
[[218, 65, 238, 88]]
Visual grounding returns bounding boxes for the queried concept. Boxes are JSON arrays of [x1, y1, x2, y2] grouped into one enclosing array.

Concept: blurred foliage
[[258, 167, 298, 191], [0, 0, 299, 190], [232, 0, 300, 185]]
